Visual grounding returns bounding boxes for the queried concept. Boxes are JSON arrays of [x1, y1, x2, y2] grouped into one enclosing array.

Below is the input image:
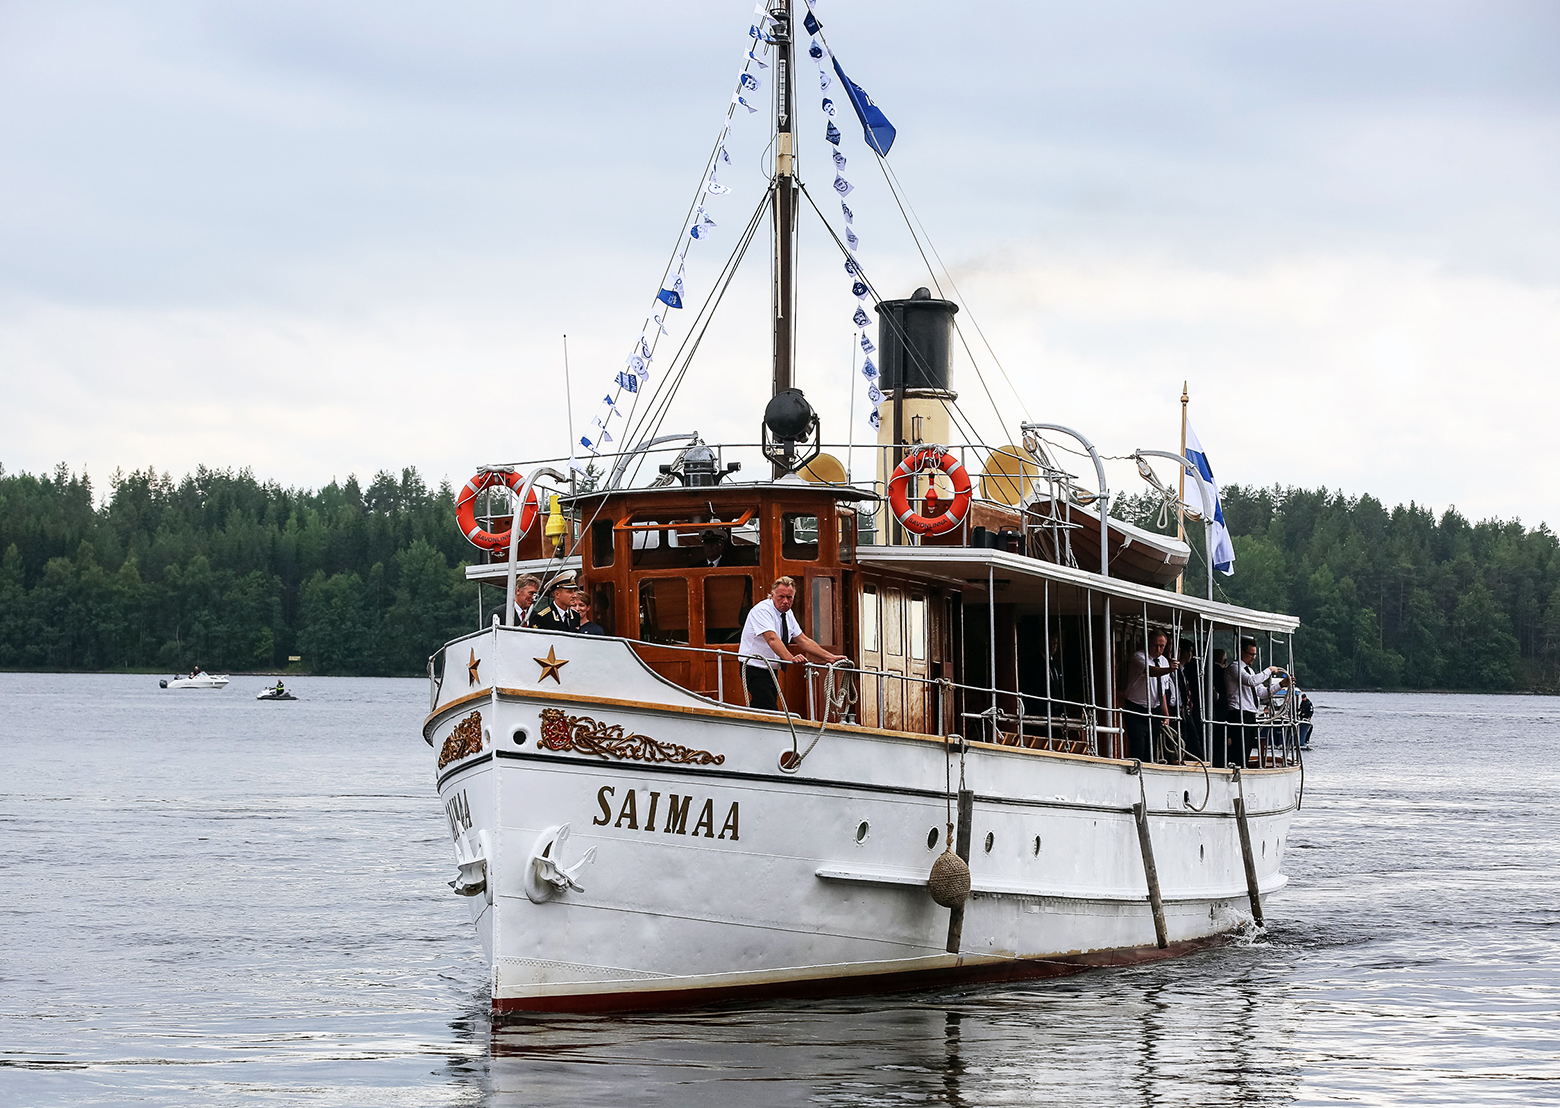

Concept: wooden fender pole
[[1232, 769, 1266, 927], [1131, 800, 1169, 949], [944, 789, 974, 954]]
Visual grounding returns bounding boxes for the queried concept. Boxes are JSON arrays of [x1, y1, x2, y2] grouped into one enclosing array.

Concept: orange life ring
[[888, 447, 972, 536], [456, 469, 541, 550]]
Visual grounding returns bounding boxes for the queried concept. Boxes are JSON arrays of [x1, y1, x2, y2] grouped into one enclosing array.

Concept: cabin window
[[861, 588, 879, 653], [591, 520, 615, 568], [637, 577, 689, 644], [590, 582, 615, 636], [782, 514, 819, 561], [812, 577, 836, 645], [909, 596, 927, 661], [838, 511, 856, 562], [703, 575, 753, 645]]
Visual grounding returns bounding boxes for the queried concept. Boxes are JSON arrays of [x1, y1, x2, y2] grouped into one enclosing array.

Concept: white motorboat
[[422, 1, 1305, 1015], [159, 671, 230, 689]]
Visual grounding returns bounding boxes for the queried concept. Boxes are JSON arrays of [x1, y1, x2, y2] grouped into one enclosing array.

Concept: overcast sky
[[2, 1, 1556, 528]]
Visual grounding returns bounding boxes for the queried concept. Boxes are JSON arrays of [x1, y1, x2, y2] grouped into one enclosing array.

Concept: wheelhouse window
[[812, 577, 836, 645], [703, 575, 753, 645], [591, 520, 615, 568], [861, 588, 879, 653], [782, 513, 819, 560], [637, 577, 689, 644], [590, 582, 615, 636], [838, 511, 856, 563], [909, 596, 927, 661], [628, 510, 758, 567]]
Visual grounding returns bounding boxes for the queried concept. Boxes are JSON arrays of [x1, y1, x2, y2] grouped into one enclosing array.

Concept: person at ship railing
[[508, 574, 541, 626], [738, 576, 845, 712], [528, 571, 582, 633], [1226, 637, 1290, 765], [1122, 629, 1178, 764]]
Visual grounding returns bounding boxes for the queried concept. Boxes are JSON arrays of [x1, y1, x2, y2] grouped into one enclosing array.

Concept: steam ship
[[422, 0, 1303, 1014]]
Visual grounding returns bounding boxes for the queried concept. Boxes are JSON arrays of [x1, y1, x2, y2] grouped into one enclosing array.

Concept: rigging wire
[[796, 181, 986, 451], [622, 187, 775, 473], [878, 157, 1032, 421], [865, 155, 1012, 448]]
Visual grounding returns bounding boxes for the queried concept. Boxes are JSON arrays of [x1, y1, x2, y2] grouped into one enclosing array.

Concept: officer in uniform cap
[[529, 571, 583, 633]]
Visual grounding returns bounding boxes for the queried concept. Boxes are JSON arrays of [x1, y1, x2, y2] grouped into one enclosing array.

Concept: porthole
[[1183, 790, 1191, 807], [1262, 840, 1267, 857], [983, 831, 995, 854], [927, 827, 939, 850], [1200, 843, 1205, 861], [513, 728, 529, 746], [855, 820, 870, 844], [1032, 835, 1042, 856]]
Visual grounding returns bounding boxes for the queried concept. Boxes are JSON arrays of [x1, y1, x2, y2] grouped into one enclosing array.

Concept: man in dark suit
[[695, 529, 729, 567]]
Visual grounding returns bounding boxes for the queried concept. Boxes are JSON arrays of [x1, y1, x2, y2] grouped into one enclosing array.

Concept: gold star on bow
[[467, 648, 480, 686], [534, 645, 569, 684]]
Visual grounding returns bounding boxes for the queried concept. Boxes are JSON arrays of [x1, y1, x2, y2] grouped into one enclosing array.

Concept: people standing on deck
[[508, 574, 541, 626], [1122, 630, 1179, 763], [738, 576, 844, 711], [529, 572, 582, 633], [1226, 637, 1290, 765]]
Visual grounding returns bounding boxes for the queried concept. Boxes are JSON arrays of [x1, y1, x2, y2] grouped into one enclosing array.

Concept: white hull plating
[[427, 625, 1299, 1013]]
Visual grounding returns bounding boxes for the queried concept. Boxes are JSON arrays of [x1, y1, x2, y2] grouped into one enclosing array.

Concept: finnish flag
[[1184, 420, 1236, 576]]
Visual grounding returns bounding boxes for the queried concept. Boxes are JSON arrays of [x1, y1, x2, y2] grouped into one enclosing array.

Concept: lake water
[[2, 674, 1558, 1106]]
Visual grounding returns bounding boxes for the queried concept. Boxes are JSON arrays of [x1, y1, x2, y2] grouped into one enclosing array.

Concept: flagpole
[[564, 334, 576, 495], [1176, 381, 1187, 594]]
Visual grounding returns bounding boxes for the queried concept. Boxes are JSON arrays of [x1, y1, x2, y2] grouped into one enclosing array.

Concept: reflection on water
[[3, 679, 1559, 1106], [459, 940, 1304, 1107]]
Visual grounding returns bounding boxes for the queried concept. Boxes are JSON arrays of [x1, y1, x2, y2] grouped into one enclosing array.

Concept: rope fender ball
[[928, 833, 971, 908], [455, 470, 541, 551], [888, 446, 973, 537]]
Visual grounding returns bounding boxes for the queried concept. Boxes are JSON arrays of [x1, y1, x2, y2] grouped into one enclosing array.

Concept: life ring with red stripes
[[455, 470, 540, 550], [888, 447, 972, 536]]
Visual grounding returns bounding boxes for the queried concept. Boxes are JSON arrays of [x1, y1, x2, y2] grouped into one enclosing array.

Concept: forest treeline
[[2, 463, 1557, 690], [0, 464, 476, 676]]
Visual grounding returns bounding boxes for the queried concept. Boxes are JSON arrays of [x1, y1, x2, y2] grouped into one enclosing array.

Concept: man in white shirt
[[738, 577, 844, 711], [1226, 637, 1290, 765], [1122, 630, 1178, 763]]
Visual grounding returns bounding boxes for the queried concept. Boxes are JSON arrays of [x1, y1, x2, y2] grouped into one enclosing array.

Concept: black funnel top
[[875, 287, 958, 393]]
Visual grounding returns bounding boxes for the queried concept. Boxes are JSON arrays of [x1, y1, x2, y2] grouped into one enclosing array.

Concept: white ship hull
[[426, 625, 1298, 1013]]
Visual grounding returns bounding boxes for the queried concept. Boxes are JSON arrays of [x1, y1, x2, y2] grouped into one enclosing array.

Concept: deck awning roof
[[856, 545, 1299, 633]]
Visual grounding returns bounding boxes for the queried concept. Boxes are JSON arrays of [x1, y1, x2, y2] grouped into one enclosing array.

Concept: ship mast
[[769, 0, 796, 402]]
